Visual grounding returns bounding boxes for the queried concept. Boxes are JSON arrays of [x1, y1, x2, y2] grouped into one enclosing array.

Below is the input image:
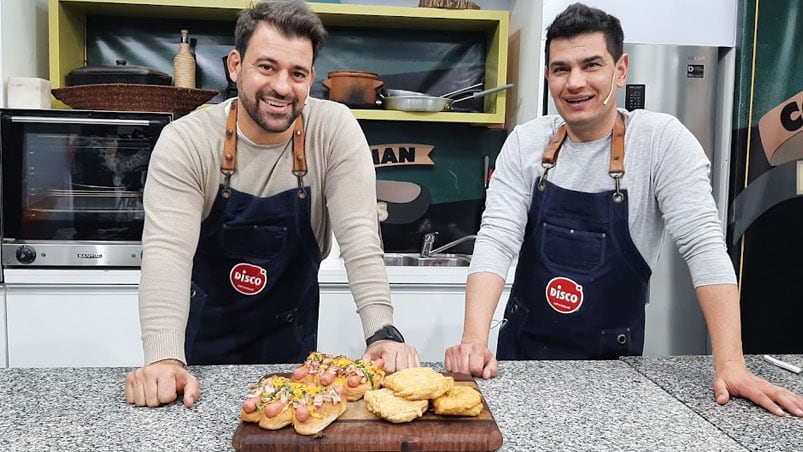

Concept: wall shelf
[[49, 0, 509, 124]]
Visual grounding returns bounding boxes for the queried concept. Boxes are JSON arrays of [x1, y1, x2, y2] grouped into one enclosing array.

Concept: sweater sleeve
[[139, 120, 208, 365], [651, 117, 737, 287], [317, 104, 394, 339], [469, 124, 541, 279]]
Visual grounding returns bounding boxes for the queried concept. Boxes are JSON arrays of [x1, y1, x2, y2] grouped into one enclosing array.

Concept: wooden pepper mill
[[173, 29, 196, 88]]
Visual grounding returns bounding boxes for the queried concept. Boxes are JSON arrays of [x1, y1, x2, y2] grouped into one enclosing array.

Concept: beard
[[239, 88, 301, 133]]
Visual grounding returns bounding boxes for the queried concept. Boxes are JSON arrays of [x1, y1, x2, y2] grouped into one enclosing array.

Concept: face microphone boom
[[602, 72, 617, 106]]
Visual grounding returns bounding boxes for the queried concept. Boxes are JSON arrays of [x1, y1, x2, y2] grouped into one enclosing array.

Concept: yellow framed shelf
[[49, 0, 509, 124]]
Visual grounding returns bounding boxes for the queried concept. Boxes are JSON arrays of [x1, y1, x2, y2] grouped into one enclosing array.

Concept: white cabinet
[[0, 285, 6, 368], [5, 284, 142, 367], [319, 285, 509, 362]]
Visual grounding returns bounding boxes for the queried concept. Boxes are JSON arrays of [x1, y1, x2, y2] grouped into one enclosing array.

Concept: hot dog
[[239, 374, 347, 435], [290, 352, 385, 401]]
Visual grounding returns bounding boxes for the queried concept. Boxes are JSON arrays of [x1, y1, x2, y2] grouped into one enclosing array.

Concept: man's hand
[[713, 360, 803, 417], [125, 359, 200, 408], [363, 340, 420, 373], [444, 342, 498, 379]]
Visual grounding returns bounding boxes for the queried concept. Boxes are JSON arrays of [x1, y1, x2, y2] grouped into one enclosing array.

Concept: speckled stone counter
[[623, 354, 803, 451], [1, 358, 783, 451]]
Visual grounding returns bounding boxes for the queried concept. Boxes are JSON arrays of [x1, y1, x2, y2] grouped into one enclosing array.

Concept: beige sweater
[[139, 97, 393, 365]]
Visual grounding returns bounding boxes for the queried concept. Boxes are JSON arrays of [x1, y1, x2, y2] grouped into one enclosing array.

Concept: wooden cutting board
[[231, 372, 503, 451]]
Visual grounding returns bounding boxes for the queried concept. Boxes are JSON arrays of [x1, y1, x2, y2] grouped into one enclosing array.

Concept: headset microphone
[[602, 73, 617, 106]]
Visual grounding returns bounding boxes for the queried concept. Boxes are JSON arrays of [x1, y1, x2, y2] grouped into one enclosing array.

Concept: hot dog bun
[[258, 405, 294, 430], [292, 398, 348, 435], [239, 373, 347, 435]]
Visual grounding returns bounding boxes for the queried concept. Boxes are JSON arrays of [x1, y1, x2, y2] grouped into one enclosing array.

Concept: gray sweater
[[470, 109, 737, 288], [139, 98, 392, 365]]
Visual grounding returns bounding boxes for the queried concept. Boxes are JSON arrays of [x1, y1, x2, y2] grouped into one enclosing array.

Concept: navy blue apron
[[497, 115, 652, 360], [185, 101, 321, 365]]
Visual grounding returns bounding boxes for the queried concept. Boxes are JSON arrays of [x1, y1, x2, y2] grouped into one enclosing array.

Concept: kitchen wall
[[541, 0, 736, 46], [506, 0, 542, 125], [0, 0, 49, 107]]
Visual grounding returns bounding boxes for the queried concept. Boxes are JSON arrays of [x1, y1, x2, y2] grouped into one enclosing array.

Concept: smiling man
[[445, 2, 803, 417], [125, 0, 419, 409]]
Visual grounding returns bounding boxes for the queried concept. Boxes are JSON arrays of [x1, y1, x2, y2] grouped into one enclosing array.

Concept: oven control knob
[[16, 245, 37, 264]]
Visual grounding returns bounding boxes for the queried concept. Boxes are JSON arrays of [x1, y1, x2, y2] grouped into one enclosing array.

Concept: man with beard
[[125, 0, 419, 408]]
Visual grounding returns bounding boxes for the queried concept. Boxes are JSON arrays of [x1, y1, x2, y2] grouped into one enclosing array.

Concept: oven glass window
[[2, 112, 171, 242]]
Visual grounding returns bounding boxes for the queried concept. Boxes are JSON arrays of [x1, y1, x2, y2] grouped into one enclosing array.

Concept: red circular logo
[[545, 277, 583, 314], [229, 263, 267, 296]]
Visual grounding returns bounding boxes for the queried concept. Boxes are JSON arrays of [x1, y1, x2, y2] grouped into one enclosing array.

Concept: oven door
[[0, 108, 172, 267]]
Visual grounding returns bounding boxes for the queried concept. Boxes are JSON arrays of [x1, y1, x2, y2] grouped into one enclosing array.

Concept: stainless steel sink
[[382, 253, 471, 267]]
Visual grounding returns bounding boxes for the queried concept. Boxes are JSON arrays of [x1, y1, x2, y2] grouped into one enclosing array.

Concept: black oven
[[0, 108, 171, 267]]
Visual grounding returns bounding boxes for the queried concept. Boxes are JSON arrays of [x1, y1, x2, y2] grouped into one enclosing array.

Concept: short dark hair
[[544, 3, 624, 65], [234, 0, 328, 62]]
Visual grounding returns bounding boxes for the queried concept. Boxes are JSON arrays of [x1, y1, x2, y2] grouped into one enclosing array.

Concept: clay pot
[[322, 70, 383, 107]]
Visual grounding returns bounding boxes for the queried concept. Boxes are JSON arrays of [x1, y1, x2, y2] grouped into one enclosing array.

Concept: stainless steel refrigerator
[[546, 43, 736, 355]]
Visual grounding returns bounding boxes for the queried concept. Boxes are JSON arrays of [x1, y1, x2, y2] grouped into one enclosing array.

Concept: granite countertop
[[0, 356, 800, 451], [622, 354, 803, 451]]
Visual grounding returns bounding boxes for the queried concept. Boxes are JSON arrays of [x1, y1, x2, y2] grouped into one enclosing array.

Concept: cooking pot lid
[[69, 60, 170, 78]]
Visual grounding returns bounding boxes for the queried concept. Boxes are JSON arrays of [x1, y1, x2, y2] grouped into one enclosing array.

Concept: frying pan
[[384, 82, 484, 99], [382, 84, 513, 112]]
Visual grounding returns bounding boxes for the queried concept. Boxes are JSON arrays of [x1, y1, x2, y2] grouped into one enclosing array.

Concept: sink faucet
[[420, 232, 437, 257], [420, 232, 476, 257]]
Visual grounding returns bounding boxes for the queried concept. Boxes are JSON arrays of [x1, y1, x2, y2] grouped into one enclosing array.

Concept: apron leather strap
[[542, 124, 568, 168], [610, 113, 625, 176], [542, 113, 626, 174], [222, 99, 238, 174], [292, 115, 306, 176], [220, 99, 308, 197]]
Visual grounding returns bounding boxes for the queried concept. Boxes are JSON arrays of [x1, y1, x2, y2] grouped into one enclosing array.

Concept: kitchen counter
[[0, 356, 799, 451], [622, 354, 803, 451]]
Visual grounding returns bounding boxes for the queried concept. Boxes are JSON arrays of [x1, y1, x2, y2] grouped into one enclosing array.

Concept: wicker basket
[[418, 0, 480, 9], [51, 83, 219, 117]]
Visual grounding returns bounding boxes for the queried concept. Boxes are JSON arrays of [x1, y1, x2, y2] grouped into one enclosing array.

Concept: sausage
[[291, 365, 309, 380], [347, 374, 363, 388], [242, 398, 259, 413], [295, 404, 310, 422], [320, 371, 337, 386], [263, 401, 285, 418]]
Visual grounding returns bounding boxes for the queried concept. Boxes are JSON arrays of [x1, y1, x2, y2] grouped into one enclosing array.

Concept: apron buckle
[[610, 172, 624, 203], [538, 164, 554, 191], [294, 171, 307, 199], [221, 169, 234, 199]]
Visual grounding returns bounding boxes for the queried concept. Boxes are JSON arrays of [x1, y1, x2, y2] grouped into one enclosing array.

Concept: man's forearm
[[696, 284, 745, 370], [461, 271, 507, 346]]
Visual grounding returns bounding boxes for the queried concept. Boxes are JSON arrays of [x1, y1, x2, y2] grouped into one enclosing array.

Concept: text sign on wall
[[372, 144, 434, 168]]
